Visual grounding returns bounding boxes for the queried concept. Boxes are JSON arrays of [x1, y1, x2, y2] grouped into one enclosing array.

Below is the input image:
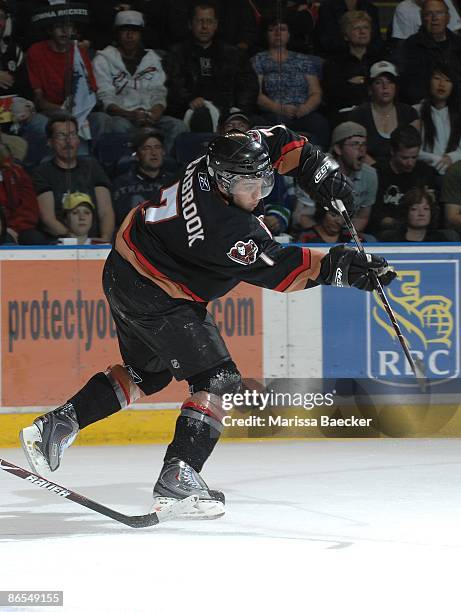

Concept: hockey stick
[[0, 458, 197, 528], [332, 198, 426, 390]]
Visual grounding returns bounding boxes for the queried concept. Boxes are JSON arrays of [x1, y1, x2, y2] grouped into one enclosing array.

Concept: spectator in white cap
[[348, 60, 419, 165], [92, 10, 188, 154]]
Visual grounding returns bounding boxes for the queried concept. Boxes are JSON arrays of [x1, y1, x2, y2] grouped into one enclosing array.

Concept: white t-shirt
[[414, 103, 461, 173]]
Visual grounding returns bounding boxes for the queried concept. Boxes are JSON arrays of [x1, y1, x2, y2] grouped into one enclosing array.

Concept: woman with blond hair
[[323, 11, 382, 124], [316, 0, 383, 55]]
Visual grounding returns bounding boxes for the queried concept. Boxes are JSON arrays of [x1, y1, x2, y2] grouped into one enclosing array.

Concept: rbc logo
[[367, 261, 459, 381]]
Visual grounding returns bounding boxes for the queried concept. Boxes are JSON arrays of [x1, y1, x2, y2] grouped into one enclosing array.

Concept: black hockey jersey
[[115, 125, 324, 302]]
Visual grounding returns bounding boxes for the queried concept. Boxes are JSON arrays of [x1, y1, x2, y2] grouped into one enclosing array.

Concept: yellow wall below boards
[[2, 403, 461, 448]]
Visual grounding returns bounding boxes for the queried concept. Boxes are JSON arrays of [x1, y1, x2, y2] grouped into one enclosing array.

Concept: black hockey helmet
[[206, 131, 274, 199]]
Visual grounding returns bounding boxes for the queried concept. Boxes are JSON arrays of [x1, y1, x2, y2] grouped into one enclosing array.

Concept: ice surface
[[1, 439, 461, 611]]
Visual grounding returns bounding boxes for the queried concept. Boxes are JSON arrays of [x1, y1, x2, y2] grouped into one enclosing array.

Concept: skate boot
[[153, 458, 225, 519], [20, 403, 79, 476]]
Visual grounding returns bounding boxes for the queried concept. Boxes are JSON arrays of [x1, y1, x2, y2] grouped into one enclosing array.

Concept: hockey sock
[[164, 392, 224, 472], [67, 373, 122, 429]]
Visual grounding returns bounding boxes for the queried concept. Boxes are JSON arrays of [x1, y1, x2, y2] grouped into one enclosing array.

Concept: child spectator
[[379, 186, 458, 241], [61, 192, 98, 245], [414, 64, 461, 175]]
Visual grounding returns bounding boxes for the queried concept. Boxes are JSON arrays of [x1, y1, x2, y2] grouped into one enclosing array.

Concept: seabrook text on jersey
[[182, 159, 204, 247]]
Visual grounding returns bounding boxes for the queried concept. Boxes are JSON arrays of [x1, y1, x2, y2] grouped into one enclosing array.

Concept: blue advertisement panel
[[322, 248, 460, 392]]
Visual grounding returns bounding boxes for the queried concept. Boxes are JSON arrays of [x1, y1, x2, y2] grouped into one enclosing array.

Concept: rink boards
[[1, 244, 461, 445]]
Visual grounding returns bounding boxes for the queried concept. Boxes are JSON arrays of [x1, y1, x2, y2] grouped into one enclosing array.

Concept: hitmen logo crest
[[227, 239, 259, 265]]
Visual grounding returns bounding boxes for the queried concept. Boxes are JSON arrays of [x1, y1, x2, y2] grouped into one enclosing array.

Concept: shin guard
[[164, 391, 225, 472], [70, 365, 144, 429]]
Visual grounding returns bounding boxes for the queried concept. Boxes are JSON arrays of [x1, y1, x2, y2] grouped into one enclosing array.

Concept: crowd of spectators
[[0, 0, 460, 246]]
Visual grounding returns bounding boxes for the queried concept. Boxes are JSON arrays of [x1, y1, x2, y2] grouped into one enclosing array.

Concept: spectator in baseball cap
[[348, 61, 419, 164], [62, 192, 97, 244], [93, 10, 188, 154], [218, 111, 252, 134], [330, 121, 378, 233]]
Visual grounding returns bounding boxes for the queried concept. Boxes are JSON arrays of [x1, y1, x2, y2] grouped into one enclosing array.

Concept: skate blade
[[152, 496, 225, 520], [155, 495, 199, 522], [19, 425, 51, 477]]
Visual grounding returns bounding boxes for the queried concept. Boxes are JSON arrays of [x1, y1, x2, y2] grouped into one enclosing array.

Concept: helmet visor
[[222, 168, 275, 200]]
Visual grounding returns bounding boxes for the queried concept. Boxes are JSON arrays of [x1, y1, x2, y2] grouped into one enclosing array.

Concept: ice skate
[[20, 403, 79, 476], [153, 458, 225, 519]]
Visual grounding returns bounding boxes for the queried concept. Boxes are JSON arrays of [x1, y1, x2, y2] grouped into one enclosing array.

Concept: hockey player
[[20, 126, 395, 518]]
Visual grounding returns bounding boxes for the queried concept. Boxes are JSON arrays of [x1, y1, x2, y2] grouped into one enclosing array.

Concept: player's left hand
[[300, 150, 355, 215], [318, 245, 396, 291], [317, 170, 354, 216]]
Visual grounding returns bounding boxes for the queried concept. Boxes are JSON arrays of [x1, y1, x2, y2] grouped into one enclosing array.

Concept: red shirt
[[0, 162, 39, 233], [26, 41, 97, 105]]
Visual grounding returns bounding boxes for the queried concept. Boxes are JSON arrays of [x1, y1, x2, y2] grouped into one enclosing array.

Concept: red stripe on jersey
[[272, 139, 306, 170], [274, 248, 311, 292], [122, 210, 206, 303]]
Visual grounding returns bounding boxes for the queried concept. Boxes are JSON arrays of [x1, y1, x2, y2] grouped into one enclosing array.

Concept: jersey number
[[145, 182, 179, 224]]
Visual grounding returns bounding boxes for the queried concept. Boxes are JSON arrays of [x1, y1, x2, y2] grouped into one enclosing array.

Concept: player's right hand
[[318, 245, 396, 291]]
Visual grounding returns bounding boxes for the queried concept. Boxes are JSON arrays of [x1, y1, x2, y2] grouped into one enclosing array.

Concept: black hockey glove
[[298, 148, 354, 215], [318, 245, 397, 291]]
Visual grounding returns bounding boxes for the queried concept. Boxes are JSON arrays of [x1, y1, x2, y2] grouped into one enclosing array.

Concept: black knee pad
[[128, 366, 173, 396], [187, 360, 242, 398]]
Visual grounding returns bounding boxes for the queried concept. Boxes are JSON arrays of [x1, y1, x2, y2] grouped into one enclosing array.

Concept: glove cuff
[[318, 248, 353, 287]]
